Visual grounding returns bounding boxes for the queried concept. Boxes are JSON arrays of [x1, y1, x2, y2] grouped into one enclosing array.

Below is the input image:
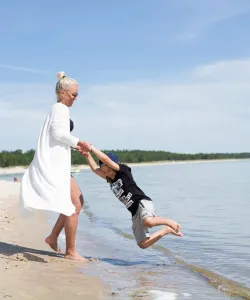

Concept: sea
[[2, 160, 250, 300]]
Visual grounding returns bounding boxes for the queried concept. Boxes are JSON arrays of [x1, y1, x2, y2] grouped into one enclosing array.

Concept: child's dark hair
[[106, 177, 113, 184]]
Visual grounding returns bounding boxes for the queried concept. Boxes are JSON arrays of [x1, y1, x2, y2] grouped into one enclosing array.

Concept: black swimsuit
[[70, 119, 74, 132]]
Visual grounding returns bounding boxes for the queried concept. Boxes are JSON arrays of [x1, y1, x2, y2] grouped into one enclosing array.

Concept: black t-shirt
[[109, 164, 151, 216]]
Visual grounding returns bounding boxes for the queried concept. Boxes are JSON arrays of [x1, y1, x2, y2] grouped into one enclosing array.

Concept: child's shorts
[[132, 199, 155, 245]]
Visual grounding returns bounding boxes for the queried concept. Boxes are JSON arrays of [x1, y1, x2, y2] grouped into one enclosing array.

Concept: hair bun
[[57, 71, 66, 80]]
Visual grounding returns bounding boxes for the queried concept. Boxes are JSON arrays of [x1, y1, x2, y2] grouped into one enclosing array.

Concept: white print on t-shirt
[[110, 179, 134, 208]]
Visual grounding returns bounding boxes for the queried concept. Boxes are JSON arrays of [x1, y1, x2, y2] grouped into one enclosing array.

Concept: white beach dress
[[20, 103, 79, 216]]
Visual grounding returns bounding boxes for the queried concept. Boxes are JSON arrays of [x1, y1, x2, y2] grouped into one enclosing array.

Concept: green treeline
[[0, 149, 250, 168]]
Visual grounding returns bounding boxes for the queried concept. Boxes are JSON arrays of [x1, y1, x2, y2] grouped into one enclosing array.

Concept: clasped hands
[[75, 140, 92, 157]]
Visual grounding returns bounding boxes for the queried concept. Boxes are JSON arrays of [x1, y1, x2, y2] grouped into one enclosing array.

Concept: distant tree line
[[0, 149, 250, 168]]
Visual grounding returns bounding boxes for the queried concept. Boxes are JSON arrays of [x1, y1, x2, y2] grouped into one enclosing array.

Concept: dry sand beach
[[0, 180, 107, 300]]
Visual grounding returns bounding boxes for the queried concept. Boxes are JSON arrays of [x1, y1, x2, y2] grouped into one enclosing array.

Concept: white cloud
[[191, 59, 250, 83], [1, 58, 250, 153], [176, 0, 250, 40], [0, 64, 47, 73]]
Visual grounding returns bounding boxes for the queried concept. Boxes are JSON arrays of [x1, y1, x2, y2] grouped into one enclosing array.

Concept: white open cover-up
[[20, 103, 79, 216]]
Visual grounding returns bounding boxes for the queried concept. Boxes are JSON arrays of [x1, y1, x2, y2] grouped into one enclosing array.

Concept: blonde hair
[[55, 71, 78, 92]]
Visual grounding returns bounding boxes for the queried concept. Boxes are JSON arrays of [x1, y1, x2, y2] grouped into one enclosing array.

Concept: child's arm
[[90, 145, 120, 171], [81, 152, 107, 179]]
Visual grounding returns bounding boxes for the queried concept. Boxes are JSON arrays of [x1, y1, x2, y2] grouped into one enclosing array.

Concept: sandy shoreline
[[0, 180, 107, 300], [0, 158, 249, 175]]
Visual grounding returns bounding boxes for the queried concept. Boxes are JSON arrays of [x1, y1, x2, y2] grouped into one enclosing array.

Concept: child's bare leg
[[139, 227, 183, 249], [143, 216, 180, 232]]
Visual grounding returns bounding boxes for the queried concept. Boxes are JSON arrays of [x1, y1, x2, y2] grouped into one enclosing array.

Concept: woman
[[20, 72, 90, 261]]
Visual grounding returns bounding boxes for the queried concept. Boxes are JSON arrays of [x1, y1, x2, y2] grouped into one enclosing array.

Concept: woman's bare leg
[[45, 214, 65, 252], [64, 211, 83, 260], [46, 176, 84, 260]]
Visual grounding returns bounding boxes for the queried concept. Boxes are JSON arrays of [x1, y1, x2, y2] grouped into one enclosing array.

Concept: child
[[80, 145, 183, 249]]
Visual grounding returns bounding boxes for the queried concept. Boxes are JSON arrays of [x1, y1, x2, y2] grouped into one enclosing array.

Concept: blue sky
[[1, 0, 250, 152]]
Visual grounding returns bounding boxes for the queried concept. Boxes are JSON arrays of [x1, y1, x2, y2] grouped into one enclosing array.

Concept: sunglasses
[[65, 90, 78, 98], [71, 92, 78, 98]]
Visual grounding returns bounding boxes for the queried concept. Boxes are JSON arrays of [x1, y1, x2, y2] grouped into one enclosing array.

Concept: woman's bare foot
[[65, 251, 88, 262], [165, 226, 183, 237], [166, 219, 180, 232], [45, 236, 61, 253]]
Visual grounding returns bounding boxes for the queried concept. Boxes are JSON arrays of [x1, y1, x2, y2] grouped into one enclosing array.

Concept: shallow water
[[2, 160, 250, 299]]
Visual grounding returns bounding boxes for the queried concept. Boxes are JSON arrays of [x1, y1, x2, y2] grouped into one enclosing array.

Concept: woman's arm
[[90, 145, 120, 171], [51, 103, 79, 147], [51, 103, 90, 151]]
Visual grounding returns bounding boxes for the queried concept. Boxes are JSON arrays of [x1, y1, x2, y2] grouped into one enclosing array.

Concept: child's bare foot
[[65, 251, 88, 262], [45, 236, 61, 253], [166, 219, 180, 232], [165, 226, 183, 237]]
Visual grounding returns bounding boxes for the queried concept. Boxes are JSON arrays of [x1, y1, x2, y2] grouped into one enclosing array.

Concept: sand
[[0, 166, 28, 175], [0, 158, 249, 176], [0, 180, 107, 300]]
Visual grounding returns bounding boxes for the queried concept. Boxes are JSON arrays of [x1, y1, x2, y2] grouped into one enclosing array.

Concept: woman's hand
[[75, 147, 89, 157], [75, 146, 90, 159], [77, 140, 92, 151]]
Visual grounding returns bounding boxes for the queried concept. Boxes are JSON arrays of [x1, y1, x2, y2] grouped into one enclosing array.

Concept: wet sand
[[0, 180, 107, 300]]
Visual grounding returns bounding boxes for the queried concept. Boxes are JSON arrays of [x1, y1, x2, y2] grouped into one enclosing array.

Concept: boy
[[80, 145, 183, 249]]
